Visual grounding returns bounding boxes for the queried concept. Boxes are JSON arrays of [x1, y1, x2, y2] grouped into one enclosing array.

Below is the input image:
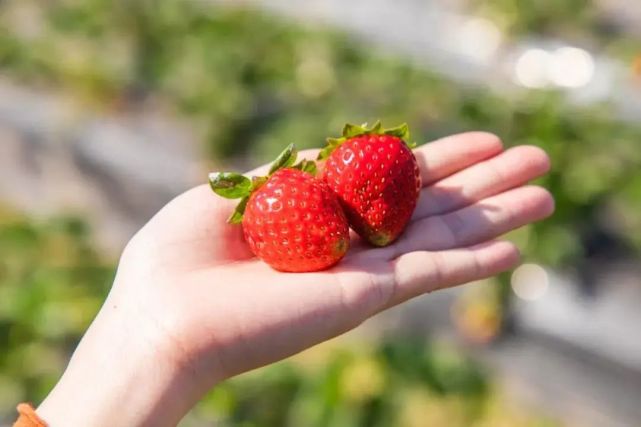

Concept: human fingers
[[413, 132, 503, 186], [383, 239, 520, 308], [413, 145, 550, 219], [378, 185, 554, 259]]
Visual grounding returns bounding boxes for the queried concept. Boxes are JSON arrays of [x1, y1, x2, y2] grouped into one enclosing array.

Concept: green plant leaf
[[339, 121, 411, 142], [317, 137, 344, 160], [342, 123, 368, 138], [228, 196, 249, 224], [209, 172, 252, 199], [251, 176, 268, 191], [293, 159, 317, 175], [318, 145, 334, 160], [268, 143, 298, 175], [322, 122, 413, 158], [301, 160, 317, 175], [383, 123, 410, 141]]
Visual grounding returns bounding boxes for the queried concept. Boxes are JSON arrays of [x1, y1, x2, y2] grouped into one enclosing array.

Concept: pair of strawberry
[[209, 122, 421, 272]]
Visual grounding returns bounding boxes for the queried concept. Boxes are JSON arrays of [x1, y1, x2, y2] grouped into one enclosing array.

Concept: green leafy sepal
[[208, 143, 318, 223], [318, 121, 415, 160]]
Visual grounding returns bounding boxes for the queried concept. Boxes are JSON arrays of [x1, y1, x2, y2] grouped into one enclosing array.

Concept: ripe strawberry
[[319, 122, 421, 246], [209, 144, 349, 272]]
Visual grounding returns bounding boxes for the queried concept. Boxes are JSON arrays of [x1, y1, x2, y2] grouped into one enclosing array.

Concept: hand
[[37, 132, 553, 426]]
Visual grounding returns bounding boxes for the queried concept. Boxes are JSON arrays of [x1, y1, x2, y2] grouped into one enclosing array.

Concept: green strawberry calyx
[[209, 144, 316, 224], [318, 121, 415, 160]]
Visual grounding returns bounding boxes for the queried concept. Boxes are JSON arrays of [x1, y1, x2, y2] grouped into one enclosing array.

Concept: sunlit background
[[1, 0, 641, 426]]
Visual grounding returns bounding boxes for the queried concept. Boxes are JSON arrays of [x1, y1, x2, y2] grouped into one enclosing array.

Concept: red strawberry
[[319, 122, 421, 246], [209, 144, 349, 272]]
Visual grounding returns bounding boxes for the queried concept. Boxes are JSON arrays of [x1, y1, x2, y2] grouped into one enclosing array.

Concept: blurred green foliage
[[184, 339, 557, 427], [472, 0, 599, 39], [470, 0, 640, 61], [0, 206, 113, 416], [0, 0, 638, 424]]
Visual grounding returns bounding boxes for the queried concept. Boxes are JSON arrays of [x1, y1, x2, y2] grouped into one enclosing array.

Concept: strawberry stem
[[208, 143, 318, 224], [268, 143, 298, 175]]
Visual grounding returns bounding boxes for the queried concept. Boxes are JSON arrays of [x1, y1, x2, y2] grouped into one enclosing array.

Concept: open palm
[[112, 132, 552, 414]]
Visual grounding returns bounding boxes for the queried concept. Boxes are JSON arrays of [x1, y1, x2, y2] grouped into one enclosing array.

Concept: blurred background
[[1, 0, 641, 425]]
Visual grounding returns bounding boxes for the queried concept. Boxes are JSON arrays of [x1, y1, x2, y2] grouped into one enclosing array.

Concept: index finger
[[414, 132, 503, 186]]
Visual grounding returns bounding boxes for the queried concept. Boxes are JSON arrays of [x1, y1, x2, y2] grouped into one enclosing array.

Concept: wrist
[[36, 293, 194, 427]]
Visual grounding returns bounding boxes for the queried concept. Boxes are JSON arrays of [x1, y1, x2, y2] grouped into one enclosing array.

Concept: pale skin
[[36, 132, 553, 426]]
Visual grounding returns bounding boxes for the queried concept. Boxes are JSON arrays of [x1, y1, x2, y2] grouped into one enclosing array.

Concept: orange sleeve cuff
[[13, 403, 47, 427]]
